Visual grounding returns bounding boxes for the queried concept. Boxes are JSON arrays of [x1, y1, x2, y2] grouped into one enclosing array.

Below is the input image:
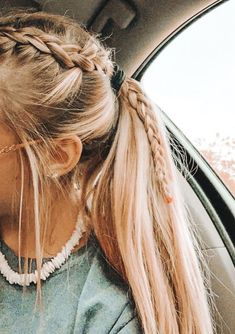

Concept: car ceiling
[[0, 0, 223, 76]]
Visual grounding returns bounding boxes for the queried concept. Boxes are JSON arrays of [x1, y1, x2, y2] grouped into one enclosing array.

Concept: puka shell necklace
[[0, 214, 87, 286]]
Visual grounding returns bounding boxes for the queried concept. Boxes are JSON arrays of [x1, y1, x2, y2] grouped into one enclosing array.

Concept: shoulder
[[73, 235, 143, 333]]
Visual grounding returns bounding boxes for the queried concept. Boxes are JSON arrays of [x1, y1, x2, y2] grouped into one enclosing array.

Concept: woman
[[0, 7, 216, 334]]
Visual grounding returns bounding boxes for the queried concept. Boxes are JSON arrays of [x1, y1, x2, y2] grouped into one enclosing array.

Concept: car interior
[[0, 1, 234, 333]]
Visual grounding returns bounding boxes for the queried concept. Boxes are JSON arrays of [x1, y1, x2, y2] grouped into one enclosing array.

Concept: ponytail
[[92, 76, 216, 333], [0, 9, 216, 333]]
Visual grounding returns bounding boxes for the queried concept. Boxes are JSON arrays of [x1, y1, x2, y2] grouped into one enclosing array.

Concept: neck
[[0, 189, 89, 259]]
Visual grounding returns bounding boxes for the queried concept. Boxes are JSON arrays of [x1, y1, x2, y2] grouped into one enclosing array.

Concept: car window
[[141, 0, 235, 197]]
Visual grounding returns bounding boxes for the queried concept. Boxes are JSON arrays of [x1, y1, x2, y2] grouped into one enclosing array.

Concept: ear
[[47, 135, 83, 177]]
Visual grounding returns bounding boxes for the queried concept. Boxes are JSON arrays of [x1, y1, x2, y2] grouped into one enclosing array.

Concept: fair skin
[[0, 122, 89, 259]]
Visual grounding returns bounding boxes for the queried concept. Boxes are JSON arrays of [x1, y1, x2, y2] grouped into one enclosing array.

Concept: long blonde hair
[[0, 8, 217, 333]]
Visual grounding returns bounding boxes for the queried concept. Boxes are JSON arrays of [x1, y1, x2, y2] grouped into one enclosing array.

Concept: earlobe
[[48, 135, 83, 177]]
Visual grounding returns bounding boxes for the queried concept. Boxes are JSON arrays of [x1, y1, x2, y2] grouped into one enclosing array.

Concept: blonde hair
[[0, 8, 217, 333]]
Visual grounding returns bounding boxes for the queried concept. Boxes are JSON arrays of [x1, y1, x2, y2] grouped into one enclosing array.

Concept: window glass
[[141, 0, 235, 197]]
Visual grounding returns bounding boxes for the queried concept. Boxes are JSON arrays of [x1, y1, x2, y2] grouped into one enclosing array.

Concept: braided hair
[[0, 9, 215, 334], [0, 23, 172, 204]]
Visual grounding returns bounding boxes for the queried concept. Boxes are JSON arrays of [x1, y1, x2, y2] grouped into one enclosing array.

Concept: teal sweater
[[0, 234, 143, 333]]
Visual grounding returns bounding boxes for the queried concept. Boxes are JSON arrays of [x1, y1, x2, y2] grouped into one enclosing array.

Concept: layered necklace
[[0, 214, 87, 286]]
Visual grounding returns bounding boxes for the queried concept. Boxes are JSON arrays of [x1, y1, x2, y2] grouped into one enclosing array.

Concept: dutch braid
[[0, 26, 113, 76], [119, 78, 173, 204], [0, 25, 172, 203], [0, 11, 216, 334]]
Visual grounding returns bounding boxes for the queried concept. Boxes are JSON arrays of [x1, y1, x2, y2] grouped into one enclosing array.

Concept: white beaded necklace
[[0, 214, 87, 286]]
